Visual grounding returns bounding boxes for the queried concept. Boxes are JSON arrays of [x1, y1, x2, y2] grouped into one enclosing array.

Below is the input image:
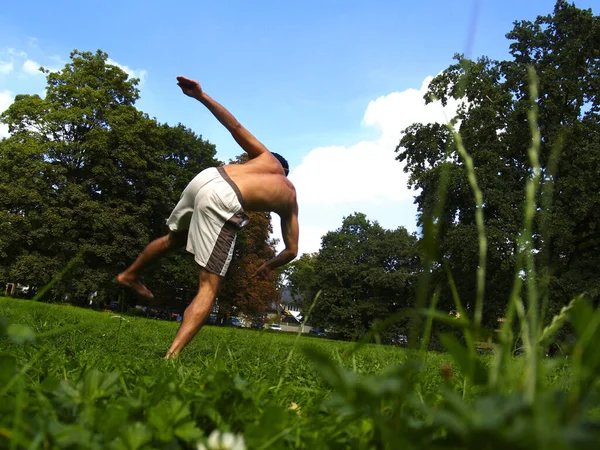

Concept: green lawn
[[0, 297, 453, 449], [0, 297, 585, 449], [0, 296, 444, 381]]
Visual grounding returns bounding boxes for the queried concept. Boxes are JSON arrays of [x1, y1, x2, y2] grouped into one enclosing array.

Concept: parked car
[[229, 316, 243, 327], [309, 328, 326, 337], [390, 334, 408, 346], [269, 323, 282, 331]]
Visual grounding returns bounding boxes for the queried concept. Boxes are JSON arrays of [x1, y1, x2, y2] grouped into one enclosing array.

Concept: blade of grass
[[9, 378, 24, 450], [346, 308, 415, 357], [31, 248, 85, 302], [449, 129, 487, 330], [0, 349, 46, 397], [538, 134, 564, 331], [420, 288, 440, 354], [445, 261, 476, 352], [570, 307, 600, 409], [274, 290, 322, 394], [407, 130, 454, 352], [445, 262, 477, 399], [522, 66, 543, 404]]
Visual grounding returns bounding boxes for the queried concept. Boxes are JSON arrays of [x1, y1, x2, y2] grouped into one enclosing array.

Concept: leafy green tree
[[295, 213, 421, 340], [0, 49, 218, 306], [395, 1, 600, 326], [282, 252, 319, 306]]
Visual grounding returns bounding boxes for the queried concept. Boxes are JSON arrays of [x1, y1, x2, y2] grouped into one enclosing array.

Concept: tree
[[0, 49, 219, 307], [282, 252, 319, 306], [292, 213, 421, 341], [395, 1, 600, 326]]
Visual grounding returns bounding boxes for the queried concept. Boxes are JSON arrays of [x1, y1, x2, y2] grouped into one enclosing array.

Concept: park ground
[[0, 297, 581, 449]]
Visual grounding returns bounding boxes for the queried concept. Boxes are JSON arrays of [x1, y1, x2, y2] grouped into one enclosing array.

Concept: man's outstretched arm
[[177, 76, 269, 159], [254, 203, 299, 280]]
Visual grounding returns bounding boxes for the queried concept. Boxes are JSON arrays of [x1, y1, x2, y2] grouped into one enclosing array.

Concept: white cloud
[[0, 90, 14, 138], [0, 60, 13, 74], [271, 75, 460, 257], [363, 76, 458, 144], [291, 141, 412, 207], [0, 48, 27, 75], [107, 58, 147, 84], [0, 90, 13, 110], [22, 59, 43, 75], [0, 124, 9, 139], [8, 48, 27, 58]]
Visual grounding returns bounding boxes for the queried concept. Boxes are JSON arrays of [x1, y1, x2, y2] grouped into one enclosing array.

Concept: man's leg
[[117, 230, 188, 299], [165, 268, 222, 359]]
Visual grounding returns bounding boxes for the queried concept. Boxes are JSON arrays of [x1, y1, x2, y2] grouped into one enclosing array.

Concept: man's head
[[272, 152, 290, 177]]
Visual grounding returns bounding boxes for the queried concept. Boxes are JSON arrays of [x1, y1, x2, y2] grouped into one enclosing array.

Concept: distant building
[[266, 285, 303, 323]]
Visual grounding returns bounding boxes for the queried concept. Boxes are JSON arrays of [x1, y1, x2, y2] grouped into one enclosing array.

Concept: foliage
[[286, 212, 421, 341], [0, 298, 454, 449], [395, 0, 600, 326], [0, 49, 219, 308], [282, 252, 318, 304], [1, 278, 599, 450]]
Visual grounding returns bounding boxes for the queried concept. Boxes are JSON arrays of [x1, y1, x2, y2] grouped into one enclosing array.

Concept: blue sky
[[1, 0, 596, 255]]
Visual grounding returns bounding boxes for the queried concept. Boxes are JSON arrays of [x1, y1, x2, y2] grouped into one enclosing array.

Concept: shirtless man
[[117, 76, 299, 358]]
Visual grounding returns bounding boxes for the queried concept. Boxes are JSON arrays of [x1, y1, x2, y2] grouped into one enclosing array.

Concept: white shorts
[[166, 167, 249, 276]]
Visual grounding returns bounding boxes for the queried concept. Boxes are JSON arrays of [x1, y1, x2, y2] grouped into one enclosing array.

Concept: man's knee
[[199, 269, 222, 294], [168, 230, 188, 248]]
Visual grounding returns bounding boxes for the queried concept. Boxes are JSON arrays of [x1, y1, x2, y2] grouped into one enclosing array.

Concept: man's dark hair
[[272, 152, 290, 176]]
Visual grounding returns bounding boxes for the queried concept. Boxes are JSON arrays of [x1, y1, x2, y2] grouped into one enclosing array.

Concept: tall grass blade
[[522, 66, 543, 404], [538, 295, 582, 348], [449, 130, 487, 330], [538, 134, 564, 330], [274, 290, 321, 394], [31, 248, 86, 302], [420, 288, 439, 354]]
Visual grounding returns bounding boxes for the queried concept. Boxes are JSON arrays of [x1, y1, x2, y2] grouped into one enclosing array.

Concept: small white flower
[[231, 435, 246, 450], [201, 430, 246, 450], [208, 430, 221, 448], [221, 433, 235, 449]]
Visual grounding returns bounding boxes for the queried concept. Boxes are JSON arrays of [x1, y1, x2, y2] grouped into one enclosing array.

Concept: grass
[[1, 296, 589, 449], [0, 297, 438, 377], [1, 297, 460, 449]]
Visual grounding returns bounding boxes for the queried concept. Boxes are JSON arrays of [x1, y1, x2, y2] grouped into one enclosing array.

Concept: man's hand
[[176, 76, 203, 98], [253, 262, 273, 281]]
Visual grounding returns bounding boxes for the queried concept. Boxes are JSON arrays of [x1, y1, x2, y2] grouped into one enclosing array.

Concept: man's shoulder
[[237, 153, 289, 176]]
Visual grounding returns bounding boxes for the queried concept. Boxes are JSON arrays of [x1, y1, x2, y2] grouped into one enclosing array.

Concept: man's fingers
[[253, 269, 268, 280], [176, 76, 196, 87]]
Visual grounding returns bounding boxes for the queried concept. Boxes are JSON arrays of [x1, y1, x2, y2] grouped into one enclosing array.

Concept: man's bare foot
[[116, 272, 154, 300]]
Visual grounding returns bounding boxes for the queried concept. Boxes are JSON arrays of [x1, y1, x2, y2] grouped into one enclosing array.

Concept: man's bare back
[[222, 154, 296, 216]]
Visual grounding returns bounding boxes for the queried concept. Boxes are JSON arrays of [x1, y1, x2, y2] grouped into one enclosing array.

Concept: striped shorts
[[166, 166, 250, 276]]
